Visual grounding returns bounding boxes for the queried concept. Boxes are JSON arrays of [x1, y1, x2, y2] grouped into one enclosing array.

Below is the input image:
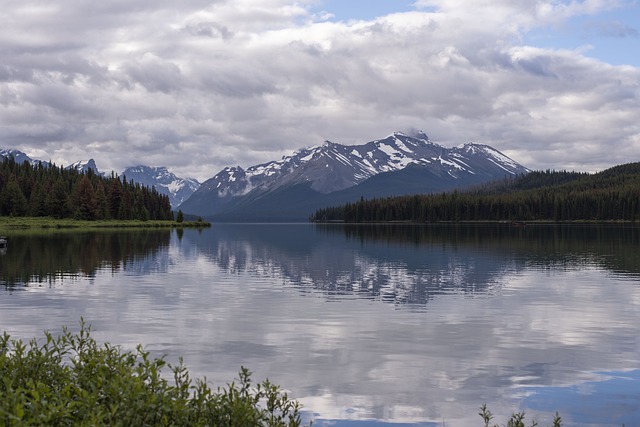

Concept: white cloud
[[0, 0, 638, 180]]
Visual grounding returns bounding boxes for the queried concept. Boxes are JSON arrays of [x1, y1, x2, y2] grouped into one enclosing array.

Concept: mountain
[[0, 149, 44, 166], [122, 166, 200, 208], [179, 131, 530, 221], [67, 159, 101, 175]]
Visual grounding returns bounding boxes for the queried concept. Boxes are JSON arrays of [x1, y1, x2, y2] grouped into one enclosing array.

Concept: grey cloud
[[182, 21, 234, 39], [0, 66, 32, 83], [122, 55, 184, 93], [0, 1, 638, 180], [514, 57, 559, 78]]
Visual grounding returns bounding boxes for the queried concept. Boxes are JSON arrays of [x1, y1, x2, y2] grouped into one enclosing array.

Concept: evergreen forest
[[310, 163, 640, 223], [0, 157, 173, 221]]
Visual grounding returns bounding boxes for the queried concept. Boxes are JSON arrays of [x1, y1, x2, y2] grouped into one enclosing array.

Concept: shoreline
[[0, 217, 211, 230]]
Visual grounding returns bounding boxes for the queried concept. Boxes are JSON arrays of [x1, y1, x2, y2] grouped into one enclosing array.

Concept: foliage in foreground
[[0, 322, 307, 426], [480, 404, 562, 427]]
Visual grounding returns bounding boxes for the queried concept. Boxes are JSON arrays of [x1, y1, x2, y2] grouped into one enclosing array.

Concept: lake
[[1, 223, 639, 426]]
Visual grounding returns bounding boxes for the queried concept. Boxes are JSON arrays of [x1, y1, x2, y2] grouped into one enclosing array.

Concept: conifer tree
[[0, 176, 28, 216], [47, 177, 71, 219], [73, 175, 99, 220]]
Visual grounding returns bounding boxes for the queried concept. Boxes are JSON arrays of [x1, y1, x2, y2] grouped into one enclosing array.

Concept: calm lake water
[[1, 223, 639, 426]]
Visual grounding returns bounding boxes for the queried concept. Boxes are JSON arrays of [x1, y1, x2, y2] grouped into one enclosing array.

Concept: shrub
[[0, 321, 308, 426], [480, 403, 562, 427]]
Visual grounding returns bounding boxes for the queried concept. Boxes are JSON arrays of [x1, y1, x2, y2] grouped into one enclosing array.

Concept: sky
[[1, 0, 639, 182]]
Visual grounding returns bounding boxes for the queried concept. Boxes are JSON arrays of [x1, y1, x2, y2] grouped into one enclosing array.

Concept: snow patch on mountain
[[67, 159, 101, 175], [122, 165, 200, 207], [184, 130, 531, 218], [0, 149, 42, 166]]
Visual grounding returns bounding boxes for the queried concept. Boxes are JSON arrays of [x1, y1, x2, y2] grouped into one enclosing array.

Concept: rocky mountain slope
[[122, 166, 200, 207], [179, 131, 530, 221]]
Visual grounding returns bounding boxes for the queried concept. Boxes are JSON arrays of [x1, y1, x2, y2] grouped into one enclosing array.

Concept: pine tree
[[73, 175, 99, 220], [47, 177, 71, 219], [0, 176, 28, 216]]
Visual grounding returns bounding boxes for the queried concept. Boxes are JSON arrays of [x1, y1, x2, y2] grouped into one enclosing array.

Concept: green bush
[[480, 403, 562, 427], [0, 321, 308, 426]]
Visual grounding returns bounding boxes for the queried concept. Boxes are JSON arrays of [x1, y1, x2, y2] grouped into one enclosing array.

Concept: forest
[[310, 163, 640, 223], [0, 157, 173, 221]]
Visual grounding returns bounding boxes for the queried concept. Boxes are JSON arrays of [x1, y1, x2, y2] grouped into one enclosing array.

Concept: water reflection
[[327, 223, 640, 277], [0, 224, 638, 426], [0, 230, 171, 288], [182, 223, 640, 308]]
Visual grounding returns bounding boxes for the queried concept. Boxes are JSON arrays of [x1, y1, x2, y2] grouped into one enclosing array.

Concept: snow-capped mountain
[[0, 149, 43, 166], [122, 166, 200, 207], [179, 131, 530, 221], [0, 149, 99, 174], [67, 159, 101, 175]]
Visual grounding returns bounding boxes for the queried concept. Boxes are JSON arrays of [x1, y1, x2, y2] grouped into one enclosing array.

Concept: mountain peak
[[412, 130, 429, 141], [390, 130, 429, 141], [67, 159, 101, 175], [0, 148, 41, 166], [180, 131, 530, 220], [122, 165, 200, 207]]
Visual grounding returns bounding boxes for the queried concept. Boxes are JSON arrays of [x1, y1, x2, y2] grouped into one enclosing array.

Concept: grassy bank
[[0, 216, 210, 231]]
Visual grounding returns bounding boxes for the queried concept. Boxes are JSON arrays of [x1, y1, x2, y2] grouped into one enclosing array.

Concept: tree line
[[310, 163, 640, 223], [0, 157, 173, 221]]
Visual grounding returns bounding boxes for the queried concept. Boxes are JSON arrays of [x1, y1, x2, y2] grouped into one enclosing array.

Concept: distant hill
[[311, 163, 640, 223], [179, 131, 530, 221]]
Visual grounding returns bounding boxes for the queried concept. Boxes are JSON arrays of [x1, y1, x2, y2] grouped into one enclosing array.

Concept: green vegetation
[[0, 156, 172, 221], [0, 216, 209, 231], [480, 404, 562, 427], [311, 163, 640, 223], [0, 322, 308, 426]]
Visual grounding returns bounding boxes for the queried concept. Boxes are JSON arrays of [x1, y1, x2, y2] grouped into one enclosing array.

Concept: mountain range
[[179, 131, 530, 221], [0, 149, 200, 208], [1, 131, 531, 220]]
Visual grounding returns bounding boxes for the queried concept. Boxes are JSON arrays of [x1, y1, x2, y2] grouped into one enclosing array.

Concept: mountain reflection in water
[[183, 223, 640, 307], [0, 223, 639, 427]]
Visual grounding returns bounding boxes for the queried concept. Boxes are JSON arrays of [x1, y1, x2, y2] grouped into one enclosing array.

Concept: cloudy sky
[[1, 0, 638, 181]]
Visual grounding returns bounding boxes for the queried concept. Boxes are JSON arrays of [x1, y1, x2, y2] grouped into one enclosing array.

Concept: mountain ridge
[[179, 131, 530, 221]]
